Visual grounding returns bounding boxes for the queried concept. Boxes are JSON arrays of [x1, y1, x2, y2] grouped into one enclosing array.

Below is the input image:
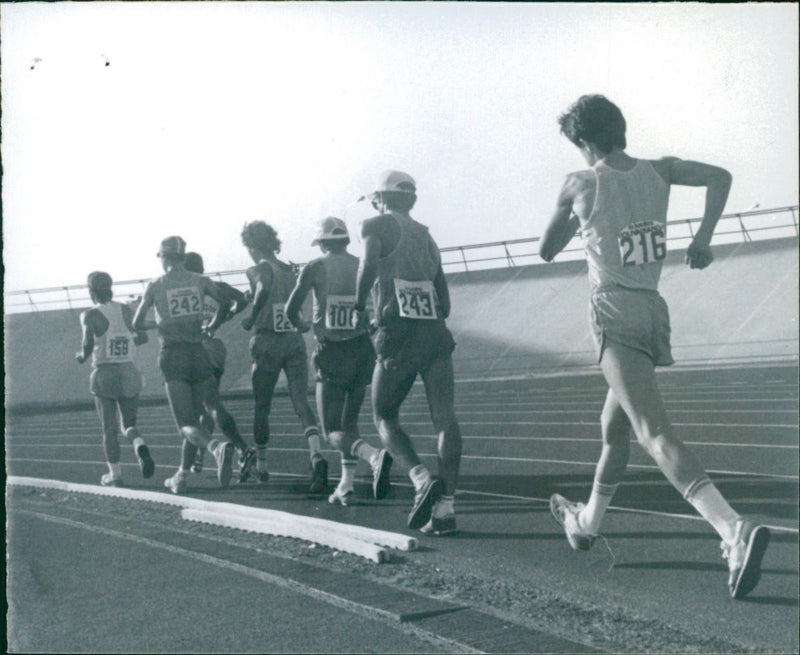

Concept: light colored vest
[[92, 302, 135, 366], [581, 159, 670, 291]]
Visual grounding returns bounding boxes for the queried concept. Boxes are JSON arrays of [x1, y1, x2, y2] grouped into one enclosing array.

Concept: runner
[[355, 171, 462, 534], [286, 216, 392, 506], [131, 236, 236, 494], [76, 271, 155, 486], [178, 251, 256, 483], [240, 221, 328, 493], [540, 94, 770, 599]]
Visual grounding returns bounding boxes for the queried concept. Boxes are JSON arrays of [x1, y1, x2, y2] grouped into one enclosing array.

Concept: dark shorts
[[203, 337, 227, 379], [373, 317, 456, 377], [312, 334, 376, 391], [90, 362, 143, 399], [249, 331, 307, 378], [159, 341, 216, 384], [590, 286, 674, 367]]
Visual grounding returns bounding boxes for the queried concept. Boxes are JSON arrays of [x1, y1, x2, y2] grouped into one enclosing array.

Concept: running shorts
[[158, 341, 216, 384], [90, 362, 143, 399], [590, 286, 674, 367], [373, 317, 456, 376], [250, 331, 308, 377], [203, 337, 227, 379], [312, 333, 376, 391]]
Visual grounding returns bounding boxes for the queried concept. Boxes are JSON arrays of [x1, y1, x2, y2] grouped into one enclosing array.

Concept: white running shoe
[[420, 501, 457, 536], [164, 472, 187, 495], [101, 473, 123, 487], [213, 442, 234, 488], [722, 519, 771, 599], [549, 493, 595, 551]]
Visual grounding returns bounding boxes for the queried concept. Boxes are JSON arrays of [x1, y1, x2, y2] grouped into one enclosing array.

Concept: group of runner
[[75, 94, 769, 597]]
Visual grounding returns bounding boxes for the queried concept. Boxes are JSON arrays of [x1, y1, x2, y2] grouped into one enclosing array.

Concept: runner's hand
[[685, 242, 714, 270], [75, 352, 86, 364], [241, 316, 254, 331]]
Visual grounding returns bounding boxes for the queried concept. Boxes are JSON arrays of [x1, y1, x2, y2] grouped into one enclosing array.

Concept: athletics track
[[6, 362, 798, 653]]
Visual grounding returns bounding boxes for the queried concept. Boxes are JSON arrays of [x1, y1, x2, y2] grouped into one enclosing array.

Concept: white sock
[[339, 459, 357, 491], [579, 480, 618, 534], [305, 426, 322, 459], [108, 462, 122, 478], [433, 495, 455, 518], [351, 438, 379, 464], [684, 477, 740, 544], [131, 436, 145, 451], [409, 464, 432, 491]]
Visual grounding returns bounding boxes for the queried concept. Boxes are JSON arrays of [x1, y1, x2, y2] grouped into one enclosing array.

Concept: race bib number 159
[[394, 279, 436, 320], [618, 222, 667, 267]]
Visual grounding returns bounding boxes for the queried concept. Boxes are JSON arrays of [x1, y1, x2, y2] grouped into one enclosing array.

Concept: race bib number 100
[[166, 286, 203, 318], [272, 303, 295, 332], [326, 295, 358, 330], [618, 221, 667, 267], [394, 279, 436, 320]]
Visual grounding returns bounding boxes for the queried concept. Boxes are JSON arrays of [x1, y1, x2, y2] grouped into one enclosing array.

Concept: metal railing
[[5, 205, 797, 314]]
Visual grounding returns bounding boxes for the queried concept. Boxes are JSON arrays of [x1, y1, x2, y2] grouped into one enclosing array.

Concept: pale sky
[[2, 2, 798, 292]]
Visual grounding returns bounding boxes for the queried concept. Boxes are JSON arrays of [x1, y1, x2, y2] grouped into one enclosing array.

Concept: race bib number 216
[[618, 222, 666, 267]]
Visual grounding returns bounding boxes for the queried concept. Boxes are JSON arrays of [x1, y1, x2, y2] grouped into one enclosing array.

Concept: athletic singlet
[[91, 302, 135, 366], [310, 252, 368, 342], [373, 212, 442, 323], [149, 270, 208, 344], [253, 259, 298, 333], [581, 159, 670, 291]]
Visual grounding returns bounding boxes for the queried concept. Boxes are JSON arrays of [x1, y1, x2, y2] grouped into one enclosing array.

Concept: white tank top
[[92, 302, 135, 366], [581, 159, 670, 291]]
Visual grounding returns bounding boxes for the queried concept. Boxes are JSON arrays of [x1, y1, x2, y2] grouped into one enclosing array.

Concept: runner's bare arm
[[242, 264, 272, 330], [121, 303, 149, 345], [203, 277, 232, 332], [132, 283, 156, 332], [355, 223, 382, 312], [540, 176, 581, 262], [75, 310, 96, 363], [433, 265, 451, 319], [286, 263, 314, 333], [667, 158, 732, 270]]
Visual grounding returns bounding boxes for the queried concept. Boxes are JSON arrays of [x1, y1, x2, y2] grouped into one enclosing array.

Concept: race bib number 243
[[394, 279, 436, 320]]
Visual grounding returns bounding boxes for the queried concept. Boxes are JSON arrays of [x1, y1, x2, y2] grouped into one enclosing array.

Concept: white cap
[[374, 170, 416, 194], [311, 216, 349, 246]]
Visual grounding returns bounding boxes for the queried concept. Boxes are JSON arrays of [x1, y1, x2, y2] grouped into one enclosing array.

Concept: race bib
[[166, 286, 203, 318], [394, 279, 437, 320], [325, 295, 358, 330], [107, 335, 131, 360], [272, 303, 295, 332], [618, 221, 667, 267]]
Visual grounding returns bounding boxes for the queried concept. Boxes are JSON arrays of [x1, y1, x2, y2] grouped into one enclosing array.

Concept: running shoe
[[407, 477, 443, 530], [420, 504, 457, 536], [549, 493, 595, 551], [309, 457, 328, 494], [328, 487, 356, 506], [254, 466, 270, 484], [213, 442, 235, 489], [722, 520, 771, 599], [238, 447, 257, 483], [164, 472, 187, 494], [100, 473, 123, 487], [371, 449, 393, 500], [191, 449, 205, 474], [135, 443, 155, 479]]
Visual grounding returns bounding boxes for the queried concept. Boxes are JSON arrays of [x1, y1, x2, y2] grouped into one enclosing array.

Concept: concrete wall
[[5, 237, 797, 409]]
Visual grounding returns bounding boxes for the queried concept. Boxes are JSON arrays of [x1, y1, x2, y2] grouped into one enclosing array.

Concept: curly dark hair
[[558, 95, 627, 153], [241, 221, 281, 254]]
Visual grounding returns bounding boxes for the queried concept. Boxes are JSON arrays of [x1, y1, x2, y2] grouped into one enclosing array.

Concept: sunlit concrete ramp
[[4, 237, 798, 408]]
